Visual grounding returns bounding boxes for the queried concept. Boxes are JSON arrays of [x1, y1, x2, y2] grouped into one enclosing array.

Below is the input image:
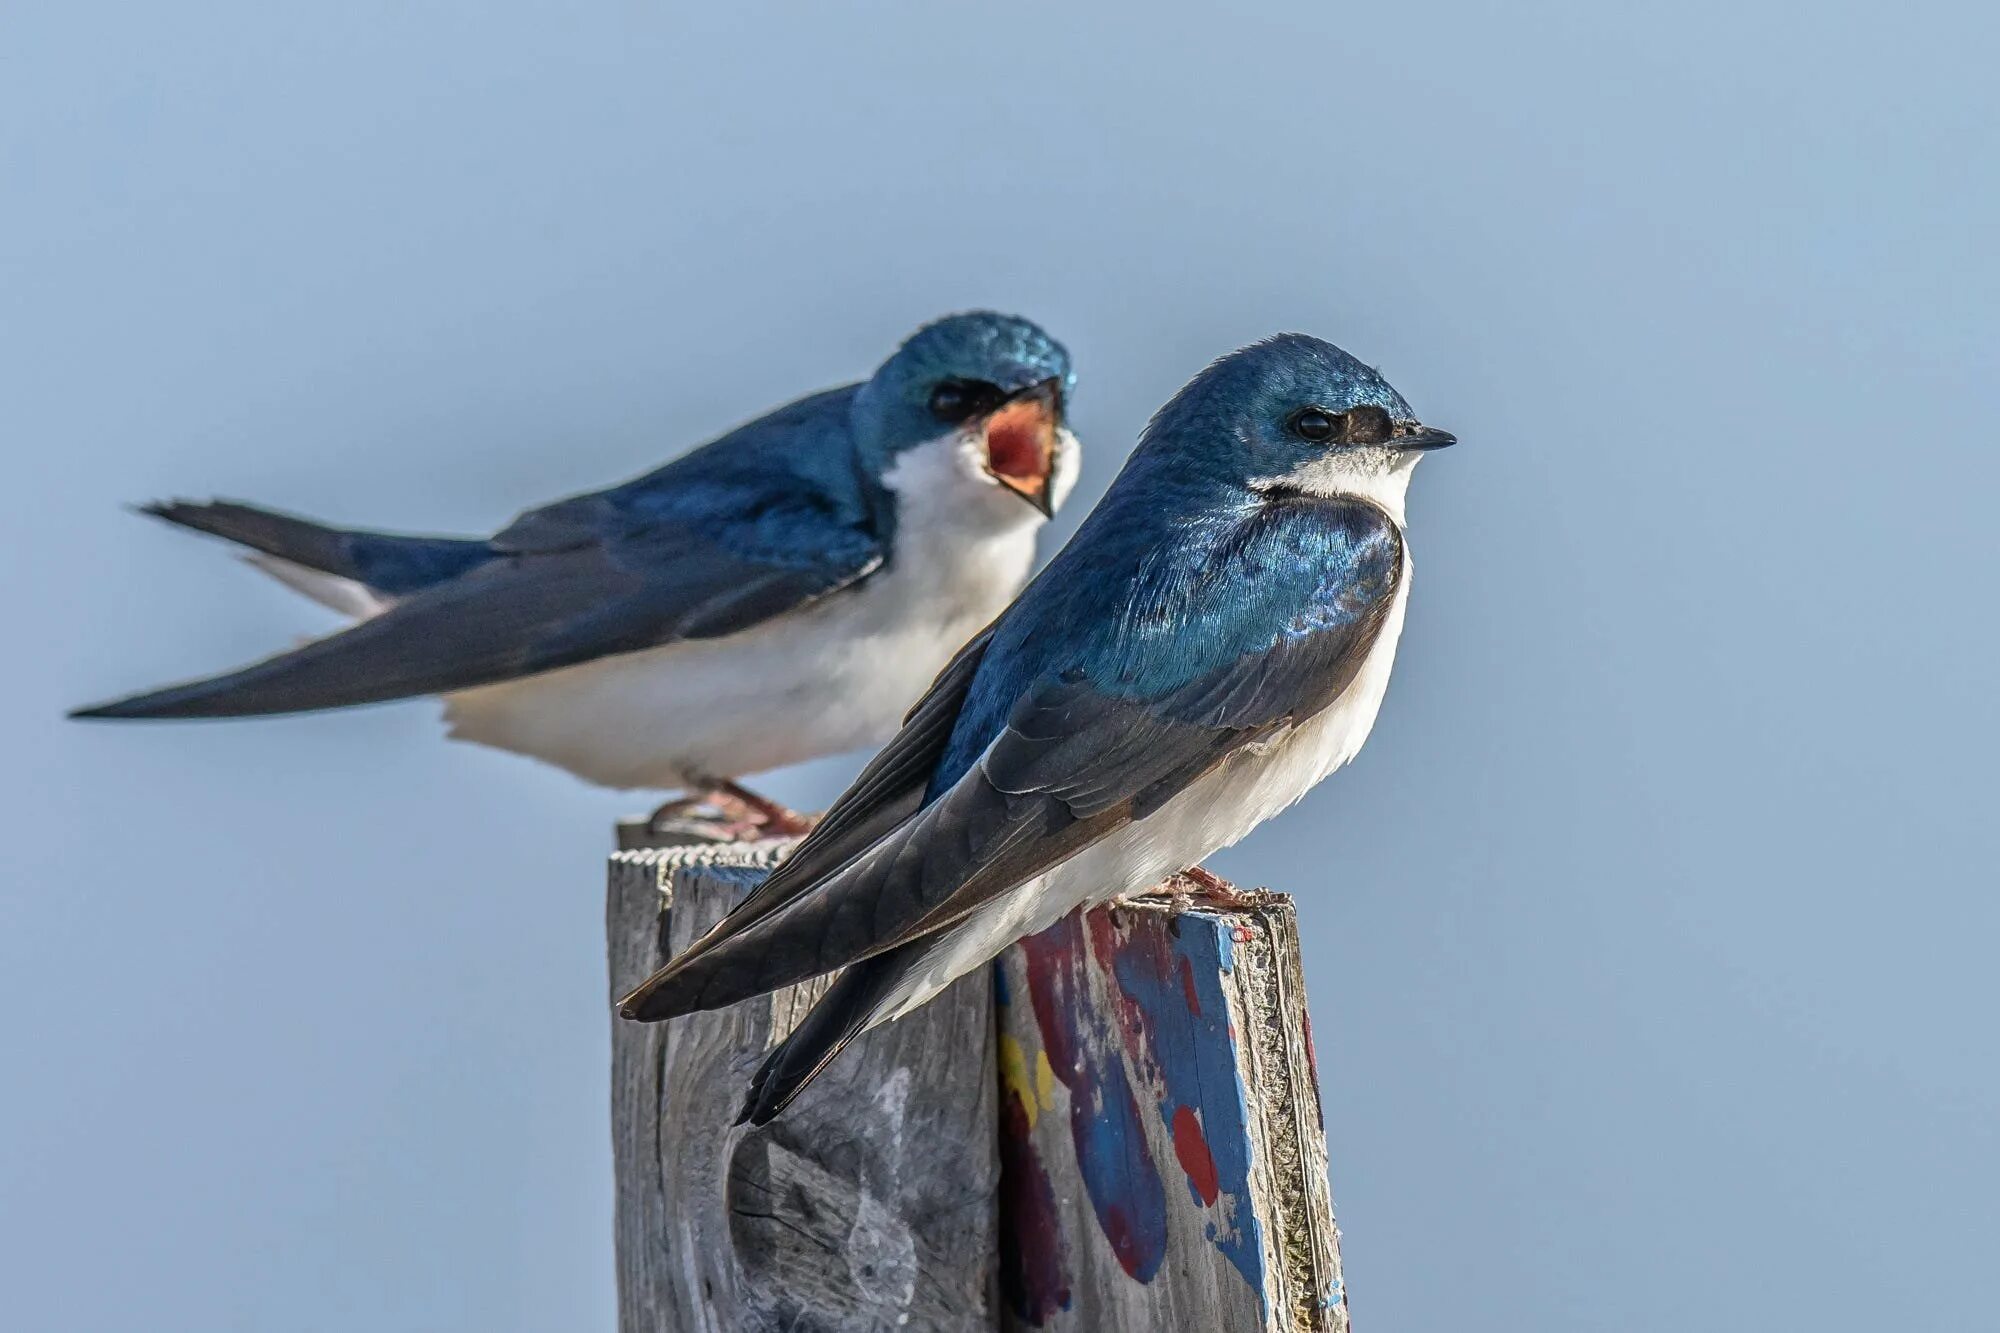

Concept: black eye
[[1289, 407, 1342, 442], [1345, 404, 1393, 444], [929, 379, 1001, 424]]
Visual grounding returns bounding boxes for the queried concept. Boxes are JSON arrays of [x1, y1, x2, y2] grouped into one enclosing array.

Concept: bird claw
[[644, 796, 757, 843], [1171, 865, 1260, 910], [647, 784, 814, 843]]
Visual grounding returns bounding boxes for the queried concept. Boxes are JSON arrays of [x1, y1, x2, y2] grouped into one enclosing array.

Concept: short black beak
[[1006, 376, 1065, 416], [1391, 425, 1457, 452]]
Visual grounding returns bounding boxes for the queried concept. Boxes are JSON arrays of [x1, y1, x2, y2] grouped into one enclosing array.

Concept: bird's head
[[852, 312, 1078, 519], [1142, 332, 1454, 513]]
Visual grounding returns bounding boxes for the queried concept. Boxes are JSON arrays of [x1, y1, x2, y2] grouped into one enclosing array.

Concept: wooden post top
[[607, 824, 1347, 1333]]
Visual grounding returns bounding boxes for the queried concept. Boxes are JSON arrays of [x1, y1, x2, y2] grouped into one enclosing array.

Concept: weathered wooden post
[[607, 829, 1000, 1332], [608, 824, 1348, 1333]]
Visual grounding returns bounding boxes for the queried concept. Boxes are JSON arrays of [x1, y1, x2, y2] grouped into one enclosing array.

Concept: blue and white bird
[[618, 332, 1455, 1122], [71, 312, 1080, 833]]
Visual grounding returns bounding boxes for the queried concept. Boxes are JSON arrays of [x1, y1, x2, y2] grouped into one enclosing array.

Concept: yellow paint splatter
[[1034, 1049, 1056, 1111], [999, 1033, 1038, 1129]]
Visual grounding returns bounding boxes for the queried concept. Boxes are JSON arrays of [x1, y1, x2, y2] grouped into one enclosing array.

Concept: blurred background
[[5, 1, 1996, 1329]]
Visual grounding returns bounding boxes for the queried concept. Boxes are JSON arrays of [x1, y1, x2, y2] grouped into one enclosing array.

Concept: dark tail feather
[[614, 877, 879, 1024], [737, 945, 925, 1126], [616, 930, 810, 1023], [140, 498, 489, 596], [614, 883, 888, 1025], [141, 500, 359, 576], [617, 799, 958, 1025]]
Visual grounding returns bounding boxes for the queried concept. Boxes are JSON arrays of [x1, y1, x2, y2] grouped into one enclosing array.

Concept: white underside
[[254, 431, 1075, 791], [878, 470, 1418, 1025], [244, 553, 388, 619]]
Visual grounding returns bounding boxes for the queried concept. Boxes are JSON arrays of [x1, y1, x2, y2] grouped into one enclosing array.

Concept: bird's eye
[[928, 379, 1001, 424], [1344, 404, 1393, 444], [1289, 407, 1342, 442]]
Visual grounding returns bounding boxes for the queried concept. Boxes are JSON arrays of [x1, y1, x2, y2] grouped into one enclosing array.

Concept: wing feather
[[73, 501, 880, 719], [618, 495, 1404, 1022]]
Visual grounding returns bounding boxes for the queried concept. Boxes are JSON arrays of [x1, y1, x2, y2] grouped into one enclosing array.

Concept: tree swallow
[[616, 332, 1455, 1123], [71, 312, 1081, 833]]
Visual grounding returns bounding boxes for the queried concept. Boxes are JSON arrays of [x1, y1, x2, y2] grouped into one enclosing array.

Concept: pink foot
[[647, 784, 814, 842], [712, 781, 816, 839], [1172, 864, 1261, 910]]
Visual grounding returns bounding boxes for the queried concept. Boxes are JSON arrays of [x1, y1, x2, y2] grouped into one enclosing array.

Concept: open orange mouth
[[983, 396, 1058, 514]]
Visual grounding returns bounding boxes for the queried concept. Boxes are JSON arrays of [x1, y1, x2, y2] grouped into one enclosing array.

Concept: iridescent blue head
[[852, 312, 1078, 517], [1137, 332, 1454, 505]]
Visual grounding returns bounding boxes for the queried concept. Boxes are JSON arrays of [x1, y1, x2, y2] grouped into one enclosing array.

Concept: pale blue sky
[[4, 2, 1996, 1330]]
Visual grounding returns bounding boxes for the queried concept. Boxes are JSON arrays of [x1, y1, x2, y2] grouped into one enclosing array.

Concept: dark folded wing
[[621, 498, 1405, 1020], [72, 505, 881, 719]]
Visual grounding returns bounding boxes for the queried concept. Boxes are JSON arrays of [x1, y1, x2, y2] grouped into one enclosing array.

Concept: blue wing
[[73, 388, 886, 718], [620, 490, 1404, 1023]]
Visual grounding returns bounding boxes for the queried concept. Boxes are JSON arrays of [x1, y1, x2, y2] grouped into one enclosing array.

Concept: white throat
[[880, 425, 1079, 534], [1252, 450, 1419, 525]]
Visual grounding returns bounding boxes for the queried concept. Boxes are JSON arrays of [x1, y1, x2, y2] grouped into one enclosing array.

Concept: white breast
[[434, 433, 1068, 790]]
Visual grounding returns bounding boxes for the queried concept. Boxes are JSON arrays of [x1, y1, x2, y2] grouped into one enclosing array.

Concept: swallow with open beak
[[72, 312, 1082, 836]]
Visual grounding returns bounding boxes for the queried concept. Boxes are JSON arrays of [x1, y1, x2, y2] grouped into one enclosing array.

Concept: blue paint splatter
[[1072, 1057, 1169, 1281], [1018, 916, 1171, 1284], [1090, 911, 1267, 1297]]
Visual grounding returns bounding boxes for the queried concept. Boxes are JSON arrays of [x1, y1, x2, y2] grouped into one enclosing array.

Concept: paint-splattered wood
[[995, 885, 1347, 1332], [609, 817, 1347, 1331], [607, 831, 1000, 1333]]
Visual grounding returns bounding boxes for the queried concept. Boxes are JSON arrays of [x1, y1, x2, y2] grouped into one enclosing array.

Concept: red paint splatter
[[1100, 1204, 1149, 1279], [999, 1086, 1071, 1324], [1085, 909, 1163, 1061], [1171, 1105, 1220, 1206], [1300, 1012, 1325, 1130], [1018, 916, 1087, 1079], [1015, 911, 1170, 1284], [1090, 906, 1205, 1073]]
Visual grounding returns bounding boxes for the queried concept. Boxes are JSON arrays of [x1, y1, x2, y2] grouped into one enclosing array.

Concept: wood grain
[[608, 835, 999, 1333]]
